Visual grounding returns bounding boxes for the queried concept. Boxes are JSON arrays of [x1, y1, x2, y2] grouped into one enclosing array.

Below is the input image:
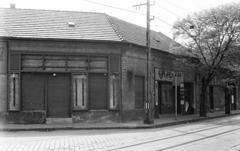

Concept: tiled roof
[[0, 8, 173, 52], [0, 8, 121, 41], [108, 16, 173, 51]]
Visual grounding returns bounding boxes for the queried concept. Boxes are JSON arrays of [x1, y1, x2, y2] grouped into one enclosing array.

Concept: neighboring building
[[0, 7, 238, 124]]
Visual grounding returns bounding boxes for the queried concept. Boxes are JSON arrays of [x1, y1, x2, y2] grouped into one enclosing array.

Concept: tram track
[[106, 120, 240, 151], [158, 128, 240, 151]]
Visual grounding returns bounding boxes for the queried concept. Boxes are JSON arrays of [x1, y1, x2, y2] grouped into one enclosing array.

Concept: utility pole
[[133, 0, 154, 124]]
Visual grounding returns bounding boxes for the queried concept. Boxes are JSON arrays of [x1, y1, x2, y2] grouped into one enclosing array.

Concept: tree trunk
[[200, 77, 207, 116]]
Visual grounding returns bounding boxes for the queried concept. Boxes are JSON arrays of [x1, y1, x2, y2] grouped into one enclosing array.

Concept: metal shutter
[[21, 73, 45, 111], [47, 73, 71, 118], [89, 73, 108, 109], [135, 76, 144, 109]]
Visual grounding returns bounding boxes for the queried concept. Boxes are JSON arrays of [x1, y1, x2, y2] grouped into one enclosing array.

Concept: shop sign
[[155, 68, 182, 82]]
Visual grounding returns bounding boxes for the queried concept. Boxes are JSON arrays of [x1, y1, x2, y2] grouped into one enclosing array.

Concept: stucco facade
[[0, 7, 239, 124]]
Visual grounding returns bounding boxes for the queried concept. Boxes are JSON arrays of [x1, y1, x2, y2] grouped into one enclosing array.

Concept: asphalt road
[[0, 115, 240, 151]]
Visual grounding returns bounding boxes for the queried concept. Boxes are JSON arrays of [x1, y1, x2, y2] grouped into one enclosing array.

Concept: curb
[[1, 113, 240, 132]]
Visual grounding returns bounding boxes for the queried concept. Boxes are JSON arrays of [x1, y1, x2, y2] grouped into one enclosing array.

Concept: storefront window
[[109, 74, 119, 109], [161, 84, 173, 108], [9, 73, 20, 111], [72, 74, 88, 110]]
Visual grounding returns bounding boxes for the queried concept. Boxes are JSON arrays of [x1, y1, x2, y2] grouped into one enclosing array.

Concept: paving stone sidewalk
[[1, 113, 240, 151], [0, 110, 240, 131]]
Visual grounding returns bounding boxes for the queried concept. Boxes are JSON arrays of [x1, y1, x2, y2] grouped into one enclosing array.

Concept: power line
[[82, 0, 174, 28], [159, 0, 193, 14], [155, 2, 182, 18], [82, 0, 146, 16], [154, 16, 173, 27]]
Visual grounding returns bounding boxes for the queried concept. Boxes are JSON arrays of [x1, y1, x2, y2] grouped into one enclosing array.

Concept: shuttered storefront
[[21, 73, 71, 117], [89, 73, 108, 109], [9, 53, 120, 118], [21, 73, 45, 111], [47, 73, 71, 118]]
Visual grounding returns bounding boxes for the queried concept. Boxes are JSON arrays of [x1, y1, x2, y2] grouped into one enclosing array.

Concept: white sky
[[0, 0, 239, 38]]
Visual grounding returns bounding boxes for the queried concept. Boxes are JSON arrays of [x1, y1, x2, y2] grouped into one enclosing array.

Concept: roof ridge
[[107, 15, 170, 39], [108, 15, 147, 31], [0, 7, 105, 15], [106, 15, 124, 42]]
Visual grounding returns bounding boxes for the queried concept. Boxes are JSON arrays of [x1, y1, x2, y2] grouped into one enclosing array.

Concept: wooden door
[[47, 73, 71, 118]]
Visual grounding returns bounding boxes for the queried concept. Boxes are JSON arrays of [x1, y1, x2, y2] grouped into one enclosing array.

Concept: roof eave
[[0, 36, 127, 44]]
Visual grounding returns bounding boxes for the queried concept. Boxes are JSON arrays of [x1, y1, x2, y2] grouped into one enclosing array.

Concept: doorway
[[21, 73, 71, 118], [184, 82, 194, 114], [47, 73, 71, 118], [159, 82, 174, 114], [209, 86, 214, 110]]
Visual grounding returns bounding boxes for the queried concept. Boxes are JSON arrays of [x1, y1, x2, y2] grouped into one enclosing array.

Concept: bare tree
[[170, 3, 240, 116]]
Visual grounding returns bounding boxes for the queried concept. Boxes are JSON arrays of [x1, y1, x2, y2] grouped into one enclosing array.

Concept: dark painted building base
[[122, 109, 145, 122], [0, 111, 46, 124], [72, 110, 122, 123], [0, 110, 149, 124]]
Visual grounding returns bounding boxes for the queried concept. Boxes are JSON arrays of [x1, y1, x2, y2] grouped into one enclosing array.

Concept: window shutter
[[135, 76, 145, 109], [89, 73, 107, 109], [9, 53, 20, 71], [109, 56, 120, 72]]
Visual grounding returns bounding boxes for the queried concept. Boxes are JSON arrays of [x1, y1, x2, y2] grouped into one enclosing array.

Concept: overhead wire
[[82, 0, 146, 16], [154, 2, 182, 18], [159, 0, 193, 14], [154, 16, 173, 27], [82, 0, 174, 28]]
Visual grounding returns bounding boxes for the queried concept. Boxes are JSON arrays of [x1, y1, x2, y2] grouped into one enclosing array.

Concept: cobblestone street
[[1, 115, 240, 151]]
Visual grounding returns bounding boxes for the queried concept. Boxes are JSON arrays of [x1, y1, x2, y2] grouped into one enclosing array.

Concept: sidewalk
[[1, 110, 240, 131]]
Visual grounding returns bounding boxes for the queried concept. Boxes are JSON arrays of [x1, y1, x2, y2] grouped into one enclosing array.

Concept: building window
[[135, 76, 145, 109], [72, 74, 88, 110], [9, 73, 20, 111], [19, 54, 109, 72], [109, 74, 119, 109]]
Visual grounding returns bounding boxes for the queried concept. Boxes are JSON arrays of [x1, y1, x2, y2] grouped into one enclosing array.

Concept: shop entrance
[[232, 87, 237, 110], [21, 73, 71, 118], [47, 73, 71, 118], [158, 82, 174, 114], [157, 81, 182, 115], [184, 82, 194, 114]]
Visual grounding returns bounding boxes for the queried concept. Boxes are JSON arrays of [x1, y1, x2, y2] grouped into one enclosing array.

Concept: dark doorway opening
[[184, 83, 194, 114], [209, 86, 214, 110], [232, 88, 237, 110], [47, 73, 71, 118], [158, 82, 174, 114], [173, 86, 181, 114]]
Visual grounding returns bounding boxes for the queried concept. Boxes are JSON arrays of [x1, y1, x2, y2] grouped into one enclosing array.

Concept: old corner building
[[0, 7, 239, 124]]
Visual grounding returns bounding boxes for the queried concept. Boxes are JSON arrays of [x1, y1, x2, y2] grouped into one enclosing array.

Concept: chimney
[[10, 4, 16, 9]]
